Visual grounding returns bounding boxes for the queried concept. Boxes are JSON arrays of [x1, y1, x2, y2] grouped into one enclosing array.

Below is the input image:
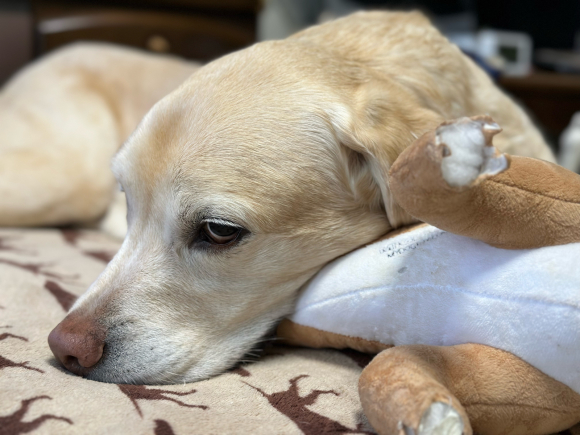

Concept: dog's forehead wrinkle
[[117, 65, 354, 219], [165, 133, 355, 235]]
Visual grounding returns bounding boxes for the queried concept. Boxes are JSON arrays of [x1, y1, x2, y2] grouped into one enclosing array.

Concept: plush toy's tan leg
[[389, 116, 580, 249], [359, 343, 580, 435]]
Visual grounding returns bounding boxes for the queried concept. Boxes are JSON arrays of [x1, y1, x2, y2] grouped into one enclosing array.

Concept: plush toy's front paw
[[416, 402, 464, 435], [436, 116, 507, 187]]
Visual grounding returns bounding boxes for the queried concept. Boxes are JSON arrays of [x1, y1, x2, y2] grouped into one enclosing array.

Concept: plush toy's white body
[[290, 224, 580, 394]]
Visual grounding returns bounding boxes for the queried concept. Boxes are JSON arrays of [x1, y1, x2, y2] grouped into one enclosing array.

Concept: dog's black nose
[[48, 314, 106, 376]]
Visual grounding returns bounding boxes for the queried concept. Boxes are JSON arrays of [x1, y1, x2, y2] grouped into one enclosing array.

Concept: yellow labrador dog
[[3, 12, 553, 388]]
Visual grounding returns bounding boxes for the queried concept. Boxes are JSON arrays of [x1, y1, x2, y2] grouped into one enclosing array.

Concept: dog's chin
[[75, 320, 279, 385], [83, 355, 233, 385]]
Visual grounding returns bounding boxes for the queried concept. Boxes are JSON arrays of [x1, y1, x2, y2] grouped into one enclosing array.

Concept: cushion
[[282, 224, 580, 395]]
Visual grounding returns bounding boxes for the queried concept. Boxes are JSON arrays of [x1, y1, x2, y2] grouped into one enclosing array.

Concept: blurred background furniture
[[0, 0, 259, 85], [33, 0, 258, 61], [500, 73, 580, 146], [0, 1, 33, 86], [2, 0, 580, 163]]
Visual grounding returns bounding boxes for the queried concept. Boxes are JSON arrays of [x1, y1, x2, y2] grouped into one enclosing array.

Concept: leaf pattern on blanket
[[0, 396, 72, 435], [60, 228, 115, 263], [0, 257, 78, 282], [339, 349, 374, 368], [0, 235, 31, 254], [118, 384, 209, 417], [84, 250, 115, 263], [230, 366, 252, 377], [0, 326, 43, 374], [0, 235, 18, 252], [0, 331, 27, 342], [44, 280, 78, 312], [0, 355, 44, 374], [60, 229, 83, 246], [245, 375, 373, 435], [154, 419, 176, 435]]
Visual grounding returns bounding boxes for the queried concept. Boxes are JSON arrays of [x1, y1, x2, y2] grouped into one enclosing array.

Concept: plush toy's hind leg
[[359, 344, 580, 435], [389, 116, 580, 249]]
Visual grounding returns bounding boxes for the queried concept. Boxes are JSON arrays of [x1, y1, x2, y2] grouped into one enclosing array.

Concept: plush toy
[[278, 116, 580, 435]]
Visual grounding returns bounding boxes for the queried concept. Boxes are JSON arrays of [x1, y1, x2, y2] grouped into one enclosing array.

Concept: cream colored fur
[[2, 12, 554, 384], [0, 43, 199, 227]]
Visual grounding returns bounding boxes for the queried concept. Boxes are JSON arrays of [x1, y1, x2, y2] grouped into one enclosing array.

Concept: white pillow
[[289, 224, 580, 394]]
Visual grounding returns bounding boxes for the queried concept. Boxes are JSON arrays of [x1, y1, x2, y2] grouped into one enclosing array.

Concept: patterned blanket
[[0, 228, 578, 435], [0, 228, 374, 435]]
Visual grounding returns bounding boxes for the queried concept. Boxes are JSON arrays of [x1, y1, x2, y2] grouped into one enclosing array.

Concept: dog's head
[[48, 40, 441, 383]]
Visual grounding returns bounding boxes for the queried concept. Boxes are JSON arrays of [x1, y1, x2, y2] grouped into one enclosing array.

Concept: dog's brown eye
[[203, 222, 241, 245]]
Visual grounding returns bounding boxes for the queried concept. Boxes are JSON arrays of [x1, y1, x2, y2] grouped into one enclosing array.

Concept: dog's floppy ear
[[329, 78, 445, 228]]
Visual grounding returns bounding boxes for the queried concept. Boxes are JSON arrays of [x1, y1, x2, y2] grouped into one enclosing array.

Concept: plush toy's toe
[[417, 402, 464, 435], [437, 116, 507, 187]]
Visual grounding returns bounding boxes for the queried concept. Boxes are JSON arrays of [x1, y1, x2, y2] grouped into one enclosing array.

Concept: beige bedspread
[[1, 228, 578, 435], [0, 228, 374, 435]]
